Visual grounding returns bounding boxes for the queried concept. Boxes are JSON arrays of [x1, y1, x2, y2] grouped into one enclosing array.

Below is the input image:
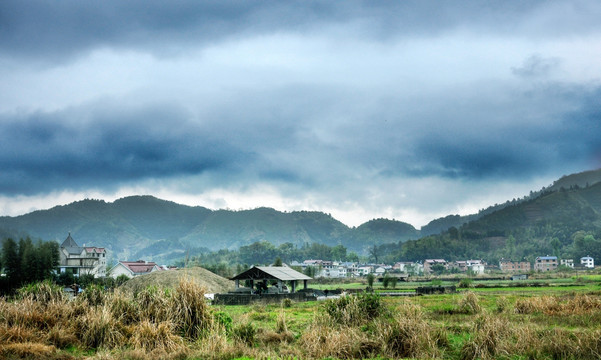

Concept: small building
[[534, 256, 558, 272], [560, 259, 574, 268], [499, 259, 531, 272], [59, 233, 107, 278], [230, 265, 312, 294], [581, 256, 594, 269], [109, 260, 163, 279]]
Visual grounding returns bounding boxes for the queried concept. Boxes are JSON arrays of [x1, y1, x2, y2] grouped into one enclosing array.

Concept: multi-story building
[[581, 256, 594, 268], [59, 233, 107, 278], [534, 256, 558, 272], [424, 259, 447, 274], [499, 259, 531, 272], [560, 259, 574, 268]]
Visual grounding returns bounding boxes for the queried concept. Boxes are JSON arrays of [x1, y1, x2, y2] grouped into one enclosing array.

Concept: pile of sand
[[119, 266, 234, 294]]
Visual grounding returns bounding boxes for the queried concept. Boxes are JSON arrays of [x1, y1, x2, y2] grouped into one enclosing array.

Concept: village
[[58, 234, 596, 282]]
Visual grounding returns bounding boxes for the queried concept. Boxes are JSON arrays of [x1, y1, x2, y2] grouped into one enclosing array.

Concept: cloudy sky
[[1, 1, 601, 228]]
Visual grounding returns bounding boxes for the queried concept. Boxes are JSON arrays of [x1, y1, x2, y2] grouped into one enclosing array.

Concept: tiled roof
[[84, 247, 105, 253], [120, 261, 159, 274]]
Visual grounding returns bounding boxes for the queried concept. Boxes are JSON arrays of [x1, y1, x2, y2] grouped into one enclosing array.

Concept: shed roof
[[230, 266, 312, 281]]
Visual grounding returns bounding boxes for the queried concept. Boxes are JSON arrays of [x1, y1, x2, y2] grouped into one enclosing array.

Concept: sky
[[1, 1, 601, 228]]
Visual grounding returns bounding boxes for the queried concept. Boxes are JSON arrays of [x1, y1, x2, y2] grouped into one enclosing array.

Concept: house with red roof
[[109, 260, 164, 279]]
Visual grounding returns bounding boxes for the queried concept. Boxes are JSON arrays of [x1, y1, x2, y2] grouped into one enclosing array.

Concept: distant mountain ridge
[[0, 196, 419, 263], [1, 168, 600, 264]]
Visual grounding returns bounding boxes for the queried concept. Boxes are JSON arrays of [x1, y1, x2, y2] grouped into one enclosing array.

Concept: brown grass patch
[[131, 320, 184, 353], [0, 342, 58, 359], [169, 278, 212, 339], [0, 323, 40, 344]]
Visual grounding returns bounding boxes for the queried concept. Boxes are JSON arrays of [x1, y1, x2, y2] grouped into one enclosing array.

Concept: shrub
[[231, 322, 256, 346], [324, 293, 382, 326], [281, 298, 292, 308], [458, 278, 473, 288], [77, 283, 105, 307], [17, 280, 65, 304], [213, 311, 233, 333]]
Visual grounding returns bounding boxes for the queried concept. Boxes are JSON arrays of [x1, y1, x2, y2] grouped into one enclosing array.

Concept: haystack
[[118, 266, 234, 294]]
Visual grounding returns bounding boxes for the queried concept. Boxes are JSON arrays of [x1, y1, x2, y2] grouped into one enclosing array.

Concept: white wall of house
[[581, 256, 594, 268], [109, 263, 134, 279]]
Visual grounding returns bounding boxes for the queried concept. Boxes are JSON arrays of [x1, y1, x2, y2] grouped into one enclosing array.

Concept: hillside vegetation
[[2, 169, 601, 265], [0, 196, 419, 263]]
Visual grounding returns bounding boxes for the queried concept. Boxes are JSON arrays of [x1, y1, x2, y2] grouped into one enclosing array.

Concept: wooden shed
[[230, 266, 312, 293]]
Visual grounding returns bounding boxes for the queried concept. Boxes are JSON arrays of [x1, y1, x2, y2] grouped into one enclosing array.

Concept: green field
[[1, 274, 601, 359]]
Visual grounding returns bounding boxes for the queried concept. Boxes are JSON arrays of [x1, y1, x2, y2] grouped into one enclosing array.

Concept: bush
[[213, 311, 233, 333], [458, 278, 473, 288], [77, 283, 105, 307], [281, 298, 292, 308], [324, 293, 382, 326], [17, 280, 65, 304], [231, 322, 256, 346]]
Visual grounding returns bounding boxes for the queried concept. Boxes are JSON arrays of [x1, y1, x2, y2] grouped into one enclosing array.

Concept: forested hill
[[379, 180, 601, 265], [419, 168, 601, 236], [0, 196, 419, 263]]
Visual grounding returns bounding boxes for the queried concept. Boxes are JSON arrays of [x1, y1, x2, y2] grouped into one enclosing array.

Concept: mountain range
[[1, 168, 601, 264]]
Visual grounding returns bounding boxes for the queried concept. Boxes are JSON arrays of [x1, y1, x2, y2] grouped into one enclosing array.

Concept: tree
[[431, 264, 446, 275], [390, 276, 398, 289], [382, 275, 390, 289], [273, 257, 283, 267], [369, 245, 379, 263], [2, 238, 20, 290], [366, 273, 375, 289]]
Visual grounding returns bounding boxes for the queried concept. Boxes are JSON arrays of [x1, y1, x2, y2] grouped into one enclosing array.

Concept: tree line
[[1, 238, 60, 294]]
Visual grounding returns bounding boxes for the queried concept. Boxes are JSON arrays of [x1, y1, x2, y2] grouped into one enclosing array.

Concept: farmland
[[1, 273, 600, 359]]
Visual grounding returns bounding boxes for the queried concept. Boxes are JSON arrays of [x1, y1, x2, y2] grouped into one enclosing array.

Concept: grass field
[[1, 273, 600, 359]]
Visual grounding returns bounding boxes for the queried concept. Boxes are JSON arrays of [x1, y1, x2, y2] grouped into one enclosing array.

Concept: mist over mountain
[[1, 169, 601, 264]]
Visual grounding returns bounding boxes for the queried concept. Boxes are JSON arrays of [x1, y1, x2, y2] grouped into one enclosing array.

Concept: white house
[[109, 260, 163, 279], [581, 256, 594, 269], [467, 262, 486, 275], [560, 259, 574, 268], [374, 267, 386, 276], [59, 233, 107, 278]]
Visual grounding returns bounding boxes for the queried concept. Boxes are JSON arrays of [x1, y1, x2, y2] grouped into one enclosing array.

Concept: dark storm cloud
[[3, 0, 600, 62], [0, 103, 255, 194], [407, 84, 601, 180]]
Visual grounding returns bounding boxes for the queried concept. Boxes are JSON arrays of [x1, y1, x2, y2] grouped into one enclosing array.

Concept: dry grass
[[299, 323, 379, 359], [1, 279, 601, 359], [375, 302, 442, 359], [457, 291, 482, 315], [0, 342, 61, 359], [169, 278, 212, 339], [75, 306, 125, 349], [119, 267, 234, 294], [131, 320, 185, 353]]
